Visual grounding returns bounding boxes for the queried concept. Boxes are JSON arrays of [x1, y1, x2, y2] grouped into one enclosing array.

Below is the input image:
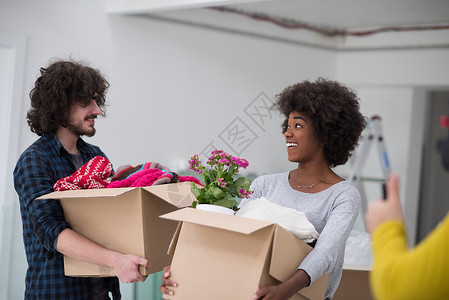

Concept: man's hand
[[365, 173, 404, 234], [56, 228, 150, 283], [112, 253, 150, 283], [159, 265, 178, 296]]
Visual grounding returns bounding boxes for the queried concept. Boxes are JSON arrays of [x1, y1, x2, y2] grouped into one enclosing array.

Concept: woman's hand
[[253, 269, 310, 300], [253, 284, 291, 300], [365, 173, 404, 234], [158, 265, 178, 296]]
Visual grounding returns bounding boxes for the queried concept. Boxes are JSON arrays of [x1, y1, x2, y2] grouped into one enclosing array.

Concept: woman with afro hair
[[247, 78, 366, 300], [159, 78, 365, 300]]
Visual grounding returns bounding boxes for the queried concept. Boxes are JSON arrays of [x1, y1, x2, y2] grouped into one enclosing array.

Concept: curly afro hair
[[27, 59, 109, 136], [275, 77, 366, 168]]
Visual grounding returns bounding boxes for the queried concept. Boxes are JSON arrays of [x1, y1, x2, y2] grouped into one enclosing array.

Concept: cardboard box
[[38, 182, 195, 277], [160, 208, 328, 300], [333, 265, 373, 300]]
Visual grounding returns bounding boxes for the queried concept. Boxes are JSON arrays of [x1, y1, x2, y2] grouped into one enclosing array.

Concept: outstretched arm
[[365, 174, 449, 300]]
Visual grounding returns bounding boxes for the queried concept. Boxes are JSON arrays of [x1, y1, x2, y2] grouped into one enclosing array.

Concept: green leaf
[[226, 184, 236, 195], [226, 165, 237, 180], [234, 177, 248, 186], [190, 183, 202, 198], [223, 193, 235, 201], [214, 199, 237, 209], [204, 190, 214, 203], [203, 173, 213, 186], [210, 186, 224, 199]]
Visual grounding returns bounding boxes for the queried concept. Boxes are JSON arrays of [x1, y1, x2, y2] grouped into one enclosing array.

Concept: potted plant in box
[[188, 149, 253, 214]]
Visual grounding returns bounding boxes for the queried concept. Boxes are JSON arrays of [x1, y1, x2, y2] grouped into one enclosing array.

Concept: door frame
[[0, 33, 26, 300]]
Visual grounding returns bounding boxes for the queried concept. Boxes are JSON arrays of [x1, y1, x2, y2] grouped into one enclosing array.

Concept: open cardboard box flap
[[38, 181, 194, 208], [38, 187, 135, 199], [140, 183, 196, 207], [161, 207, 274, 235], [161, 208, 328, 300]]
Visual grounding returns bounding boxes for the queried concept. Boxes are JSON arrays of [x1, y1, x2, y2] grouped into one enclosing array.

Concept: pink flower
[[189, 154, 204, 173], [189, 149, 252, 205], [217, 178, 226, 187], [218, 158, 230, 165]]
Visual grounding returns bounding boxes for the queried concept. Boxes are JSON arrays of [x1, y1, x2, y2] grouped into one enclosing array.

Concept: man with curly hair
[[13, 59, 149, 299], [160, 78, 366, 300]]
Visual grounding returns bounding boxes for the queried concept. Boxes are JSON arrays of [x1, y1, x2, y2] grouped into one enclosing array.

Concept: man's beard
[[67, 117, 96, 137]]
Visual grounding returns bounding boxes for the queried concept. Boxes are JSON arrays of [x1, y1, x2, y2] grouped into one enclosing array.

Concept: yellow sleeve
[[370, 213, 449, 300]]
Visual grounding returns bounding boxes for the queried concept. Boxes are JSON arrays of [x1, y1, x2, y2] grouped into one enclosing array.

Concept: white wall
[[94, 13, 336, 173]]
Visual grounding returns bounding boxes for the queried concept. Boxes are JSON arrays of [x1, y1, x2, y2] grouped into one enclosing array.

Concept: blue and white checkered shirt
[[13, 133, 120, 299]]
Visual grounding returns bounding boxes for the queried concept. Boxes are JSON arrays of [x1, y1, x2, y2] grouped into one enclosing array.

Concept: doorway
[[0, 34, 26, 300]]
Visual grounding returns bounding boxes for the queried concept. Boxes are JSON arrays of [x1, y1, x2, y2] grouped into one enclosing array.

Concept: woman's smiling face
[[284, 111, 323, 163]]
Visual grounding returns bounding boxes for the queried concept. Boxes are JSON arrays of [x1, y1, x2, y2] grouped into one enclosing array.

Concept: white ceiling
[[107, 0, 449, 49]]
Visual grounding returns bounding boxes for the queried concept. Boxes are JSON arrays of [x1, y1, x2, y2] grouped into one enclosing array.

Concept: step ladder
[[347, 115, 392, 223]]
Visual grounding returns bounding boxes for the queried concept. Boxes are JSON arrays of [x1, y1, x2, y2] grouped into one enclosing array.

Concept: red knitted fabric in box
[[53, 156, 112, 191]]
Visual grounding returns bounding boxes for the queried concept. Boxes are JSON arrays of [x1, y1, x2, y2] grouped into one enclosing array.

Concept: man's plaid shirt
[[13, 133, 120, 299]]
